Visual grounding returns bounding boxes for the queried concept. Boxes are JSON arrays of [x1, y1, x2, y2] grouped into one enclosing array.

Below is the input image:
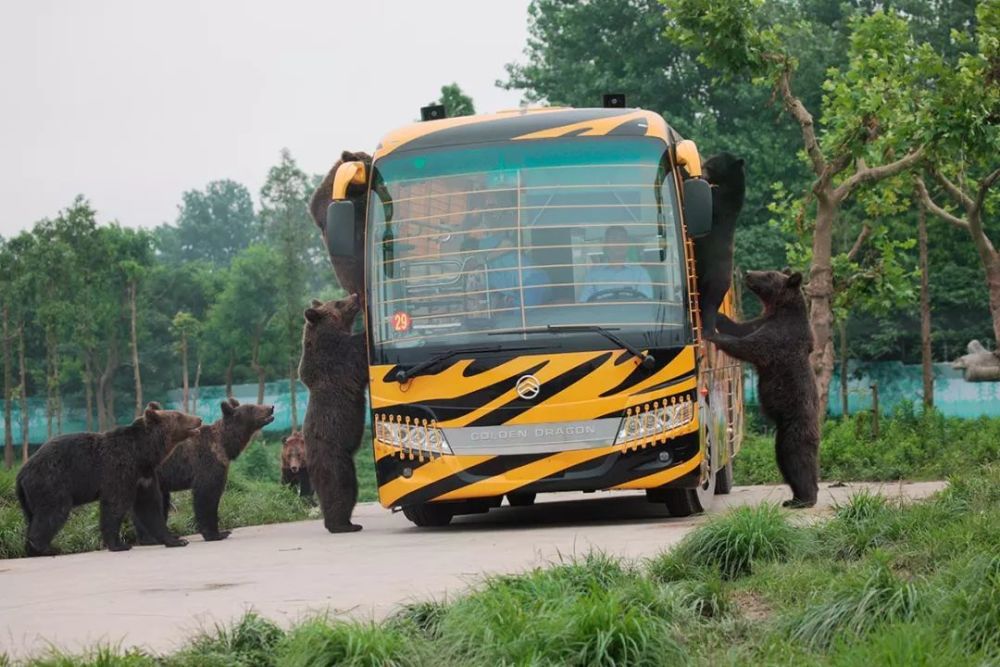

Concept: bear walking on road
[[706, 269, 820, 507], [299, 293, 369, 533], [15, 403, 202, 556], [134, 398, 275, 543], [695, 152, 746, 335], [309, 151, 372, 299], [281, 431, 314, 501]]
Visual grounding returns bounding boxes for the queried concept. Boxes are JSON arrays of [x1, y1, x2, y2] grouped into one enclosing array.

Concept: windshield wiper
[[490, 325, 655, 369], [393, 344, 545, 384]]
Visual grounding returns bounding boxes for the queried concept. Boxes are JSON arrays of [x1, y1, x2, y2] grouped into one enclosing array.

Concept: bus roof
[[372, 107, 677, 160]]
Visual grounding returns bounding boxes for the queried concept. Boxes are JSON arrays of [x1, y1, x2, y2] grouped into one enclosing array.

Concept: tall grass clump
[[25, 646, 155, 667], [929, 553, 1000, 656], [670, 504, 800, 579], [434, 553, 689, 666], [167, 612, 283, 667], [814, 490, 902, 560], [788, 559, 921, 651], [275, 618, 417, 667]]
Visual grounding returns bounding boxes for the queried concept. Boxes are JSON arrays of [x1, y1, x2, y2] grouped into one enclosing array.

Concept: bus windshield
[[366, 137, 690, 364]]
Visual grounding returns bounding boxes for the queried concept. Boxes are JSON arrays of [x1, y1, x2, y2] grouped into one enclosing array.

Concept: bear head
[[303, 293, 361, 334], [219, 397, 275, 452], [703, 152, 745, 188], [298, 294, 363, 388], [143, 402, 203, 455], [282, 431, 306, 473], [744, 269, 804, 312]]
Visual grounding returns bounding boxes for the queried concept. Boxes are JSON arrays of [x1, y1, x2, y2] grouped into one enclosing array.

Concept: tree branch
[[973, 167, 1000, 217], [914, 176, 969, 230], [774, 67, 826, 177], [832, 147, 925, 202], [846, 224, 871, 261], [930, 166, 975, 212]]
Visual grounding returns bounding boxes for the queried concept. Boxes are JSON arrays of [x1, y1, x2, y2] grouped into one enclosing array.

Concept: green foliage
[[431, 83, 476, 117], [168, 612, 283, 667], [154, 179, 258, 266], [276, 618, 417, 667], [668, 504, 800, 579]]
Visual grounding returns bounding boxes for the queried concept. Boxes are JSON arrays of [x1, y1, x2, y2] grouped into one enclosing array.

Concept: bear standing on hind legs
[[706, 269, 820, 507], [694, 152, 746, 335], [299, 293, 369, 532]]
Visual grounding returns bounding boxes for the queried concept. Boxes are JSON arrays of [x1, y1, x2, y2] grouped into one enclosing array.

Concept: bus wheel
[[715, 459, 734, 495], [663, 449, 717, 517], [402, 503, 454, 527], [507, 492, 536, 507]]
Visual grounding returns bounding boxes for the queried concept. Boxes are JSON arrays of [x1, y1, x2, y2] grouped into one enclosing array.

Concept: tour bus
[[324, 99, 744, 526]]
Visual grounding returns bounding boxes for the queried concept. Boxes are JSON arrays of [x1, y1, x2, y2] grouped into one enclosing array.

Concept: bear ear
[[310, 299, 323, 308], [341, 150, 355, 162], [780, 266, 792, 275], [228, 397, 240, 407], [144, 406, 161, 423], [221, 400, 235, 417], [786, 272, 803, 289], [304, 308, 323, 325], [146, 401, 162, 410], [734, 157, 745, 168]]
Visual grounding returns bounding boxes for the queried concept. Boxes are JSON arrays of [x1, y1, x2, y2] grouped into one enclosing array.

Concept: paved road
[[0, 481, 944, 659]]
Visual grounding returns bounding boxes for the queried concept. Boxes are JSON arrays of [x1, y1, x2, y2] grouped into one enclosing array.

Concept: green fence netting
[[2, 363, 998, 445]]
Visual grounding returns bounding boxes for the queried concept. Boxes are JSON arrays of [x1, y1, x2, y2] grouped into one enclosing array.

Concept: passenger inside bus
[[579, 225, 654, 302]]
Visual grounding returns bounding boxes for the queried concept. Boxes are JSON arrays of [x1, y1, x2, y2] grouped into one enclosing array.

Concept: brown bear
[[281, 430, 314, 500], [299, 293, 369, 533], [707, 269, 820, 507], [15, 403, 202, 556], [134, 398, 275, 543], [695, 152, 746, 335], [309, 151, 372, 299]]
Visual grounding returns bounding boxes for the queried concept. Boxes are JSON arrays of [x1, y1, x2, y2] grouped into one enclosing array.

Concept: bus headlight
[[375, 417, 453, 458], [614, 399, 695, 449]]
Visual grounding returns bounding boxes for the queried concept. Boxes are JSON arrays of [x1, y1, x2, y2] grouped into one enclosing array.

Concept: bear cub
[[16, 403, 201, 556], [281, 431, 314, 501], [134, 398, 275, 543], [695, 152, 746, 335], [299, 293, 369, 533], [707, 269, 820, 507]]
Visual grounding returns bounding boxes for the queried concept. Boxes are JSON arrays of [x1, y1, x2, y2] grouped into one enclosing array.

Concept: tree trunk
[[808, 199, 837, 418], [918, 204, 934, 408], [45, 330, 55, 439], [98, 343, 118, 429], [986, 255, 1000, 353], [838, 319, 849, 418], [180, 331, 190, 413], [18, 322, 28, 462], [129, 281, 143, 419], [54, 342, 62, 435], [193, 351, 202, 413], [289, 360, 298, 431], [225, 355, 234, 400], [3, 304, 13, 469], [83, 353, 95, 432], [251, 329, 265, 406]]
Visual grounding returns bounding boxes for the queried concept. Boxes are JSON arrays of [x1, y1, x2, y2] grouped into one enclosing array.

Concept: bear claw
[[782, 498, 817, 509], [326, 523, 363, 533], [202, 531, 231, 542]]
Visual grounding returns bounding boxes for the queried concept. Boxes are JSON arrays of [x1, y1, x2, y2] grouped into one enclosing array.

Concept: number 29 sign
[[392, 311, 412, 333]]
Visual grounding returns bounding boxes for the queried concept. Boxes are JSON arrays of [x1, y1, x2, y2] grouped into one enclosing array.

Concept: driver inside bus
[[579, 225, 653, 302]]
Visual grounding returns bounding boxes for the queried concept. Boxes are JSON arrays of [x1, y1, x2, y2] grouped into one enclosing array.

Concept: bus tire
[[715, 459, 734, 495], [402, 503, 454, 527], [507, 492, 536, 507]]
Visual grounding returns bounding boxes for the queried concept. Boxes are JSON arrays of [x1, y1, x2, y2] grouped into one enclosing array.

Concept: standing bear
[[299, 293, 369, 533], [309, 151, 372, 299], [694, 152, 746, 335], [15, 403, 201, 556], [706, 269, 820, 507], [281, 431, 314, 501], [134, 398, 275, 543]]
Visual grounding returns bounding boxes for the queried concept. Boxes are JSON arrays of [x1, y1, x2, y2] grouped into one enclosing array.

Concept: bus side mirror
[[325, 200, 356, 257], [683, 178, 713, 238]]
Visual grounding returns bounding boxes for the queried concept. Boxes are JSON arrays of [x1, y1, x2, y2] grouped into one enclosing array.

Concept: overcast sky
[[0, 0, 532, 237]]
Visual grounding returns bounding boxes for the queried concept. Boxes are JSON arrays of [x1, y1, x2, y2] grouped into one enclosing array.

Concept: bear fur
[[281, 430, 314, 500], [299, 293, 369, 533], [15, 403, 202, 556], [707, 269, 820, 507], [695, 152, 746, 335], [134, 398, 275, 543], [309, 151, 372, 299]]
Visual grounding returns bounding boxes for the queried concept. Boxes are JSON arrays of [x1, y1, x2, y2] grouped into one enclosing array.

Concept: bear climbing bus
[[322, 103, 744, 527]]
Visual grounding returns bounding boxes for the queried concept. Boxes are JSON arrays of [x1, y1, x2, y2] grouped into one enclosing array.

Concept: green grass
[[734, 403, 1000, 486], [0, 430, 378, 559]]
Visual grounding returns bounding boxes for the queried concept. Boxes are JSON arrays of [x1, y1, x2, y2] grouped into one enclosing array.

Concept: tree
[[0, 239, 13, 468], [664, 2, 928, 410], [156, 180, 258, 266], [432, 83, 476, 117], [171, 311, 200, 413]]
